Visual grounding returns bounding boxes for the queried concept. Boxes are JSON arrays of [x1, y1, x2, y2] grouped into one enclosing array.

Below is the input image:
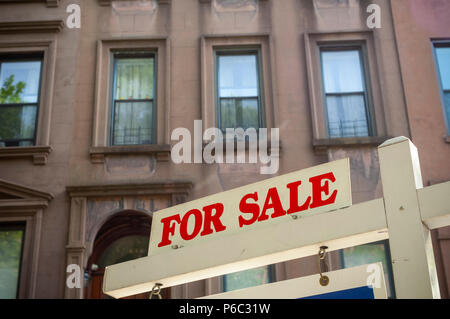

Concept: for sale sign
[[148, 159, 351, 256]]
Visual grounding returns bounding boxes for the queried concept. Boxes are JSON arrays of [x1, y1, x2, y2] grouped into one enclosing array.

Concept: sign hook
[[318, 246, 330, 286], [149, 283, 163, 299]]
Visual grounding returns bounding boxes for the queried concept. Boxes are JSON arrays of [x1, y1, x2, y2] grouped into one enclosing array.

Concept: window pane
[[220, 98, 259, 130], [114, 57, 154, 100], [322, 50, 364, 93], [223, 266, 271, 292], [342, 241, 394, 298], [113, 101, 153, 145], [220, 98, 237, 129], [97, 235, 149, 268], [218, 54, 258, 97], [444, 92, 450, 122], [0, 227, 25, 299], [326, 94, 369, 138], [241, 98, 259, 129], [436, 47, 450, 90], [0, 105, 37, 141], [0, 61, 41, 103]]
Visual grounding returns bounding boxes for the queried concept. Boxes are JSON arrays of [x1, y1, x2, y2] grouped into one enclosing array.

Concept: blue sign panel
[[301, 286, 375, 299]]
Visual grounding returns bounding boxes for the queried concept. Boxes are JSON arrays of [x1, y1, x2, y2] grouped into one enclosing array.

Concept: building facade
[[0, 0, 448, 299]]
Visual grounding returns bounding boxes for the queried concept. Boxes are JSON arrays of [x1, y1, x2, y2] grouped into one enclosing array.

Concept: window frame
[[214, 47, 265, 132], [0, 54, 44, 147], [109, 51, 158, 146], [318, 43, 375, 139], [432, 41, 450, 134], [0, 222, 26, 299]]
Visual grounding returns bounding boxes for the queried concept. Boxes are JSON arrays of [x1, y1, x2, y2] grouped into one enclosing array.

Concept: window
[[111, 53, 156, 146], [223, 265, 273, 292], [97, 235, 149, 268], [320, 48, 372, 138], [0, 56, 42, 147], [434, 43, 450, 132], [341, 240, 395, 298], [0, 223, 25, 299], [216, 51, 262, 131]]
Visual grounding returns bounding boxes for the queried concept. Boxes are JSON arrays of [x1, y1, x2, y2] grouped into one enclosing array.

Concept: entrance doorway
[[85, 210, 169, 299]]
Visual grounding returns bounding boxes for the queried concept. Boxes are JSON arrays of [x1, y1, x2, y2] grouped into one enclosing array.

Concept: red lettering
[[258, 187, 286, 221], [200, 203, 226, 236], [309, 172, 338, 209], [180, 209, 203, 240], [286, 180, 311, 214], [157, 214, 181, 247], [238, 192, 260, 227]]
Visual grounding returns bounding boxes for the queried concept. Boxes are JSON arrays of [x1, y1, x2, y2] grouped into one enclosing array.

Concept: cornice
[[0, 0, 59, 7], [66, 182, 193, 198], [0, 20, 64, 34]]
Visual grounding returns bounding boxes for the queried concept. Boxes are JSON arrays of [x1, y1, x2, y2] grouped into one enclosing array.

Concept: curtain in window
[[218, 54, 260, 130], [114, 58, 154, 100], [321, 50, 370, 138], [220, 98, 259, 130], [219, 55, 258, 98], [326, 95, 368, 138], [113, 57, 154, 145], [113, 101, 153, 145]]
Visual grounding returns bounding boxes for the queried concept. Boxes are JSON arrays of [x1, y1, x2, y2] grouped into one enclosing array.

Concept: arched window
[[85, 210, 168, 299]]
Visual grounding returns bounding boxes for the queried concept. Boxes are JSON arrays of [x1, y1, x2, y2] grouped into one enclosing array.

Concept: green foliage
[[0, 229, 23, 298], [0, 75, 29, 142], [0, 75, 26, 104]]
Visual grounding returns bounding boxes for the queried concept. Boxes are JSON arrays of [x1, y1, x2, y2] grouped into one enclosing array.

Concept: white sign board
[[148, 159, 351, 255], [201, 263, 387, 299]]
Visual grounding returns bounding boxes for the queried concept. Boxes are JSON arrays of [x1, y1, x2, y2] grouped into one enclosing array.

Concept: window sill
[[202, 138, 281, 153], [444, 136, 450, 144], [89, 144, 171, 163], [312, 136, 392, 153], [0, 145, 52, 165]]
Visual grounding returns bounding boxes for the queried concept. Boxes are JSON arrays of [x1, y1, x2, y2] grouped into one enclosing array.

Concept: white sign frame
[[103, 137, 450, 299], [200, 263, 387, 299]]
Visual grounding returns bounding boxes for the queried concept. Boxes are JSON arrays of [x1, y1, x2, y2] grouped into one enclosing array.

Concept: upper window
[[320, 47, 372, 138], [0, 223, 25, 299], [111, 53, 156, 146], [216, 51, 262, 131], [0, 56, 42, 147], [433, 44, 450, 133]]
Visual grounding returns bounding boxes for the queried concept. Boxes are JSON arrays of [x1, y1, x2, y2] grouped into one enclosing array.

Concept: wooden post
[[378, 137, 440, 299]]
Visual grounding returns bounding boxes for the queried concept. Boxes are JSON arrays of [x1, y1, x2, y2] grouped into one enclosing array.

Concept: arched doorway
[[85, 210, 170, 299]]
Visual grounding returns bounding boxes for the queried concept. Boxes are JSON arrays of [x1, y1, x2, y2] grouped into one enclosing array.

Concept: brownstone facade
[[0, 0, 448, 299]]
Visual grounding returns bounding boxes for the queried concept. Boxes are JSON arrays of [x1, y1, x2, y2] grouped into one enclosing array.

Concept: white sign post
[[103, 137, 450, 299]]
